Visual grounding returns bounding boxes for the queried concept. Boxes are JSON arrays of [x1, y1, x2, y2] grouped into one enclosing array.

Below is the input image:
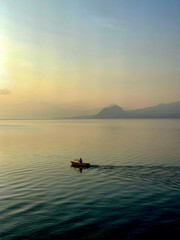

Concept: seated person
[[79, 158, 83, 163]]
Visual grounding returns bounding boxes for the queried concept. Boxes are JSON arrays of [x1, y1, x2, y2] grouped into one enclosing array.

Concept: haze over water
[[1, 119, 180, 239]]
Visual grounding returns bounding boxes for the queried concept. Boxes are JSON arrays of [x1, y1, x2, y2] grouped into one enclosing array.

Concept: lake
[[0, 119, 180, 239]]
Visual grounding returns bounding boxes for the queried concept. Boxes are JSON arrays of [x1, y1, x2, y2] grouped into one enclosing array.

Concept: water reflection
[[71, 165, 89, 173]]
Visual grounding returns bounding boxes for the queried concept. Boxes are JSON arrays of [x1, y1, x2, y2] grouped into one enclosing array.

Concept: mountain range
[[71, 100, 180, 119]]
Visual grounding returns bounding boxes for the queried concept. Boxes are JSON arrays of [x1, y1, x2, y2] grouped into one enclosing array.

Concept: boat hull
[[71, 161, 90, 168]]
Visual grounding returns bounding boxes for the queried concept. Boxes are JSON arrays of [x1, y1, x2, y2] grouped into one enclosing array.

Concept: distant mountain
[[0, 101, 100, 120], [95, 105, 127, 118], [72, 101, 180, 119], [130, 101, 180, 117]]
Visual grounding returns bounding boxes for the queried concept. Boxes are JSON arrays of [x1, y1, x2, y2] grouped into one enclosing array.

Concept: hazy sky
[[0, 0, 180, 118]]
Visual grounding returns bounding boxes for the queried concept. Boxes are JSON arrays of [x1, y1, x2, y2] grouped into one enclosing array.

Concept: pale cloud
[[94, 16, 128, 32], [0, 88, 10, 95]]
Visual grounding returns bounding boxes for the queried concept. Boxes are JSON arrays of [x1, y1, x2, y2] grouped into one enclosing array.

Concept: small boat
[[71, 160, 90, 168]]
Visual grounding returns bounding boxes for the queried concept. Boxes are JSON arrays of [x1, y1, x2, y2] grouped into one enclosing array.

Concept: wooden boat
[[71, 161, 90, 168]]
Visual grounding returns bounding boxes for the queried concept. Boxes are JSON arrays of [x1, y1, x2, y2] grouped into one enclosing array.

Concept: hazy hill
[[0, 102, 100, 120], [95, 105, 128, 118], [130, 101, 180, 117], [72, 101, 180, 119]]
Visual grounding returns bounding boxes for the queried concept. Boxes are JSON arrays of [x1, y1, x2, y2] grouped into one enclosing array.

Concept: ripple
[[1, 119, 180, 239]]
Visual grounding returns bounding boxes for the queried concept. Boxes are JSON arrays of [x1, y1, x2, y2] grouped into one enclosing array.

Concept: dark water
[[0, 119, 180, 239]]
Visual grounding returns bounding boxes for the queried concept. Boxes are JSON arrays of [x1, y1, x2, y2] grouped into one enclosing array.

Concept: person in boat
[[79, 158, 83, 164]]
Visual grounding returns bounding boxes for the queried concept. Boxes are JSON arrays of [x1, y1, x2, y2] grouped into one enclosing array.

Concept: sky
[[0, 0, 180, 118]]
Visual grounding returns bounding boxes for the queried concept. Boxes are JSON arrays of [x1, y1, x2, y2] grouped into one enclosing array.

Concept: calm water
[[0, 119, 180, 239]]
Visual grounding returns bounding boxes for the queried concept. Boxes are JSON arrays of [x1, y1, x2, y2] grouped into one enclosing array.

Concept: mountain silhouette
[[95, 105, 127, 118], [72, 101, 180, 119]]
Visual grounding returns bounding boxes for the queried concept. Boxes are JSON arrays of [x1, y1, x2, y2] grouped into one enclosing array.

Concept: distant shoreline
[[1, 118, 180, 120]]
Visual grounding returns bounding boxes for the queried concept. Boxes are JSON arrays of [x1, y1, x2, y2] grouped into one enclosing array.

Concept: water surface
[[0, 119, 180, 239]]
